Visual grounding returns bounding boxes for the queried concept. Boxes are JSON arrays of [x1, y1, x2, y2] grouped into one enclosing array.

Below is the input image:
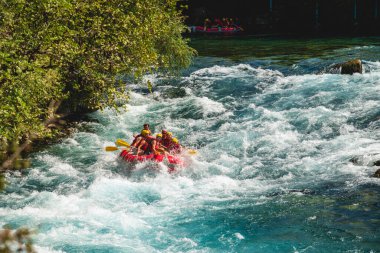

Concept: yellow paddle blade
[[187, 149, 197, 155], [115, 139, 130, 147], [105, 146, 119, 151]]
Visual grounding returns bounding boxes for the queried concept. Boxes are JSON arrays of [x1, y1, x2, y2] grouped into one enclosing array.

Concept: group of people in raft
[[203, 17, 241, 30], [128, 124, 182, 156]]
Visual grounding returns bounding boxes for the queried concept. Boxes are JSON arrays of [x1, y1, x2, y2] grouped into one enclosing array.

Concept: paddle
[[187, 149, 197, 155], [106, 145, 197, 155], [105, 139, 131, 152], [115, 139, 130, 147], [105, 146, 119, 151], [109, 138, 197, 155]]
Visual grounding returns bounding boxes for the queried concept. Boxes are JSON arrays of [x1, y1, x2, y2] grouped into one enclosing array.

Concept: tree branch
[[0, 99, 63, 172]]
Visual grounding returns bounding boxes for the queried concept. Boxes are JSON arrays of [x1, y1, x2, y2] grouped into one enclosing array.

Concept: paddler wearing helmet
[[131, 129, 148, 155], [161, 130, 182, 154], [131, 123, 152, 142], [154, 133, 168, 155], [136, 129, 160, 155], [130, 123, 152, 153], [168, 137, 182, 154], [161, 129, 172, 149]]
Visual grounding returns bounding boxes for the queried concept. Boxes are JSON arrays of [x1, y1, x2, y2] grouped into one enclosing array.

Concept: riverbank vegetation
[[0, 228, 35, 252], [0, 0, 195, 175]]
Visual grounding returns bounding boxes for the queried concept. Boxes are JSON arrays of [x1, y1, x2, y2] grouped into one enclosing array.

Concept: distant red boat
[[188, 26, 243, 34]]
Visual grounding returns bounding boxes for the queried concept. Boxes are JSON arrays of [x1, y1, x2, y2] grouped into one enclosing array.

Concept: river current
[[1, 37, 380, 252]]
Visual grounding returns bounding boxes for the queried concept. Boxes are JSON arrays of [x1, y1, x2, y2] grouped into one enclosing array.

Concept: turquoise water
[[1, 37, 380, 252]]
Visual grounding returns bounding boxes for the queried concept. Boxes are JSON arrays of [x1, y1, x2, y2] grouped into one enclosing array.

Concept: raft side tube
[[119, 151, 182, 165]]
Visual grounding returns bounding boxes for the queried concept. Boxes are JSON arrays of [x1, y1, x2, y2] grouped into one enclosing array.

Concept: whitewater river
[[1, 37, 380, 252]]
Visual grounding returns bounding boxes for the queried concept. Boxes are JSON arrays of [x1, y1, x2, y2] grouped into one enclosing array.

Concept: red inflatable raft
[[119, 150, 183, 166], [189, 26, 243, 34]]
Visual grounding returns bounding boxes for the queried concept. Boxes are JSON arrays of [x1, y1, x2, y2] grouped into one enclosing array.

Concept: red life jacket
[[132, 130, 151, 146], [141, 136, 156, 154], [172, 143, 181, 152], [161, 138, 172, 149], [155, 139, 162, 150], [131, 134, 141, 146], [168, 143, 181, 154]]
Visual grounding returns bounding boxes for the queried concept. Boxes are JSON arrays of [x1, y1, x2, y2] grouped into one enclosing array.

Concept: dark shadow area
[[183, 0, 380, 35]]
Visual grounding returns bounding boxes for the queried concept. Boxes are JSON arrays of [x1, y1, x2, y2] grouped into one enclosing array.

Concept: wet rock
[[374, 169, 380, 178], [331, 59, 362, 75], [341, 59, 362, 74], [163, 87, 187, 99], [349, 156, 359, 165], [349, 156, 380, 166]]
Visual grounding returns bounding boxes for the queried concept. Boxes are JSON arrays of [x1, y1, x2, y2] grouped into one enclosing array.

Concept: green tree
[[0, 0, 195, 170], [0, 228, 35, 253]]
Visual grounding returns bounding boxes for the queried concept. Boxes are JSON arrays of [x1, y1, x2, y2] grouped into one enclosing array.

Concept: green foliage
[[0, 175, 5, 191], [0, 0, 195, 165], [0, 228, 35, 253]]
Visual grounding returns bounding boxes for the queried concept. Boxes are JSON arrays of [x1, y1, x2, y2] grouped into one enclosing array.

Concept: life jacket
[[161, 137, 172, 149], [168, 143, 181, 154], [155, 139, 162, 150], [131, 134, 141, 146], [131, 130, 152, 146], [142, 136, 156, 154]]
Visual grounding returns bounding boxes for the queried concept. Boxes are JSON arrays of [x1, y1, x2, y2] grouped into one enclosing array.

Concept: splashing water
[[1, 37, 380, 252]]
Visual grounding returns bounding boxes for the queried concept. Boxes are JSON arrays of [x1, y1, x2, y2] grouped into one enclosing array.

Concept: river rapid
[[1, 37, 380, 252]]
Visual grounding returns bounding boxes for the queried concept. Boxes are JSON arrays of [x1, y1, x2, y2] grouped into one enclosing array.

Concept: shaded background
[[183, 0, 380, 35]]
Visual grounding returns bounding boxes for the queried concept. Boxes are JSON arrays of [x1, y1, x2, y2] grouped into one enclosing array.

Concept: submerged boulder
[[331, 59, 363, 75], [372, 160, 380, 178], [349, 156, 360, 165], [374, 169, 380, 178], [350, 156, 380, 178], [163, 87, 187, 99], [349, 157, 380, 166]]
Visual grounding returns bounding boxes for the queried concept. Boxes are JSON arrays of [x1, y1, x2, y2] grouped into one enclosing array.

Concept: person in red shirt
[[131, 123, 151, 146], [135, 130, 160, 155], [203, 18, 211, 31], [161, 130, 183, 154], [168, 137, 182, 154], [154, 133, 169, 155], [161, 130, 172, 149]]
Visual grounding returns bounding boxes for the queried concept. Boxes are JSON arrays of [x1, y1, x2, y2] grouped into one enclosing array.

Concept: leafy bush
[[0, 228, 35, 253], [0, 0, 194, 169]]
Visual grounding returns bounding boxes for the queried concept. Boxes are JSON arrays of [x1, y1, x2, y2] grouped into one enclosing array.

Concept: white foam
[[195, 96, 226, 116], [235, 233, 245, 240], [2, 57, 380, 252], [190, 64, 282, 78], [45, 156, 78, 177], [33, 246, 65, 253], [363, 60, 380, 73], [185, 64, 283, 93]]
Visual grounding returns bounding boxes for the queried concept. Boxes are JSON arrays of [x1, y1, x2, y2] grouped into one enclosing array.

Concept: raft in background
[[188, 25, 243, 34]]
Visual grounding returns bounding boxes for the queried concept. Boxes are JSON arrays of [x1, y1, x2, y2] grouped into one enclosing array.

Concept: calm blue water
[[1, 37, 380, 252]]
